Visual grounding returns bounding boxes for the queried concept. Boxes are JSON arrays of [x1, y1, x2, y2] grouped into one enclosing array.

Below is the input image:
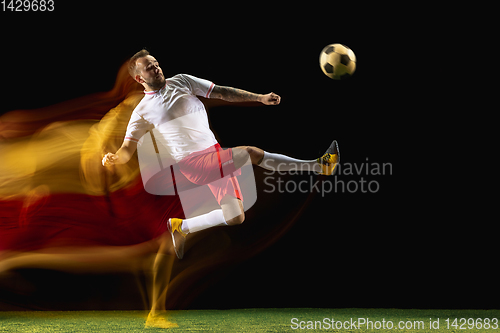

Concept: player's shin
[[182, 209, 227, 234], [257, 151, 322, 173]]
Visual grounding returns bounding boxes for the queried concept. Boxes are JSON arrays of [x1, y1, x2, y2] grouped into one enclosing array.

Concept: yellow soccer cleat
[[317, 140, 340, 176], [168, 218, 187, 259]]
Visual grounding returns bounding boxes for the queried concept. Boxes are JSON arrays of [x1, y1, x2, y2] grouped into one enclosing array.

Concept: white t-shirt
[[124, 74, 217, 162]]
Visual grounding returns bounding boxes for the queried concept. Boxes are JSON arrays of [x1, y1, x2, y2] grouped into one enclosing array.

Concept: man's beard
[[146, 76, 166, 90]]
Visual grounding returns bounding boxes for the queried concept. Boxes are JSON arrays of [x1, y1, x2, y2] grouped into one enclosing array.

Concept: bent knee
[[226, 212, 245, 226], [243, 146, 264, 165]]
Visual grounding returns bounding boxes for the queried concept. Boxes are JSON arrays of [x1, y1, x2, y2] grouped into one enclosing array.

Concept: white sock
[[181, 209, 227, 234], [258, 151, 321, 173]]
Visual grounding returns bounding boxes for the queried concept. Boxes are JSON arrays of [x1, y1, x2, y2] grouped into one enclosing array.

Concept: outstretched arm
[[210, 85, 281, 105]]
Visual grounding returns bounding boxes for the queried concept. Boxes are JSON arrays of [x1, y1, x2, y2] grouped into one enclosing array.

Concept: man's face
[[135, 55, 165, 90]]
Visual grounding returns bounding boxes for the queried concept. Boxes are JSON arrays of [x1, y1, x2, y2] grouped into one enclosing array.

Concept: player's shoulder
[[168, 73, 193, 83], [169, 73, 209, 82], [132, 95, 151, 114], [167, 74, 211, 93], [167, 74, 202, 92]]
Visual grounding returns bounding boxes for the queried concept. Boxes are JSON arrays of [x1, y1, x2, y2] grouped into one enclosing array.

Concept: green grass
[[0, 308, 499, 332]]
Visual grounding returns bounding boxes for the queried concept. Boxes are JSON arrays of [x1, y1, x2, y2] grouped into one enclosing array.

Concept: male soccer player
[[102, 49, 339, 259]]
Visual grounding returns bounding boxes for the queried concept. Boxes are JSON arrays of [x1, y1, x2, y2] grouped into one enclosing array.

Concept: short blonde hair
[[128, 49, 150, 78]]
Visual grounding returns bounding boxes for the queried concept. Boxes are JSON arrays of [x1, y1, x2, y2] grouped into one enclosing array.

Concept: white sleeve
[[124, 111, 153, 145], [178, 74, 215, 98]]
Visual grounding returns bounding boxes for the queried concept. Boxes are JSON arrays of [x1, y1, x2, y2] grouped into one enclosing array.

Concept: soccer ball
[[319, 44, 356, 80]]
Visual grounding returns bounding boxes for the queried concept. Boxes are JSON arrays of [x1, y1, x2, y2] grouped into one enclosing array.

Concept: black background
[[0, 2, 495, 310]]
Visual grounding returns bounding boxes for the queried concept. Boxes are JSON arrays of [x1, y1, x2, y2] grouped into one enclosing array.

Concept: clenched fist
[[102, 153, 118, 167], [260, 92, 281, 105]]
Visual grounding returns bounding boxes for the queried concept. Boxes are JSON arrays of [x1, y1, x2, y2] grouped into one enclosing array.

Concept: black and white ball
[[319, 44, 356, 80]]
